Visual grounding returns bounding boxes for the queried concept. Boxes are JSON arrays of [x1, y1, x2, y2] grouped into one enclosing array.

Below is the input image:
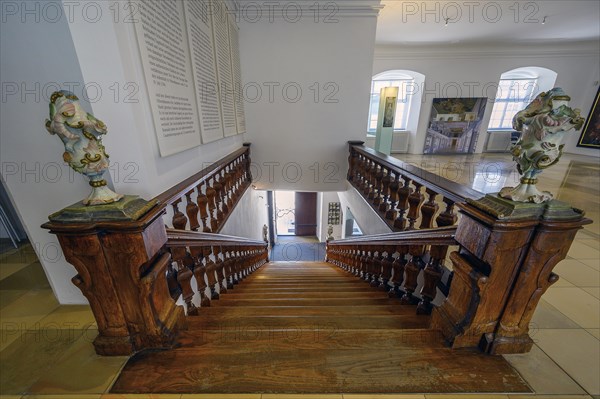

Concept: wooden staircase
[[111, 261, 530, 394]]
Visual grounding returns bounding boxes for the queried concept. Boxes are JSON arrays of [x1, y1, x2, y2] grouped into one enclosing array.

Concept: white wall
[[338, 184, 391, 237], [220, 189, 269, 241], [373, 41, 600, 157], [239, 2, 381, 192], [316, 192, 343, 242], [1, 3, 96, 303], [0, 1, 249, 304]]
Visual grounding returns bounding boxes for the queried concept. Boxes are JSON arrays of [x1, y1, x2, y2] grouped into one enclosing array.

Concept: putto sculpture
[[46, 90, 124, 206], [499, 88, 584, 203]]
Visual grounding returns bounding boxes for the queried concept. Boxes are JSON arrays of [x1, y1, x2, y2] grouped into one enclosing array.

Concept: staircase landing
[[111, 262, 530, 394]]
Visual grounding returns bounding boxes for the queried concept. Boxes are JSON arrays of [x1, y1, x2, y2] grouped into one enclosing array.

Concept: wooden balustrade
[[157, 143, 252, 234], [347, 142, 481, 233], [338, 142, 592, 354], [165, 229, 268, 314], [42, 145, 259, 356], [326, 227, 458, 316]]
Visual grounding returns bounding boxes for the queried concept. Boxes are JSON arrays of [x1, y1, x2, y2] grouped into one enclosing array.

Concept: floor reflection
[[394, 152, 600, 235]]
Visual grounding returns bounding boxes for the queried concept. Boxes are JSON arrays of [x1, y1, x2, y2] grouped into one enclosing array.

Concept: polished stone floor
[[0, 152, 598, 399]]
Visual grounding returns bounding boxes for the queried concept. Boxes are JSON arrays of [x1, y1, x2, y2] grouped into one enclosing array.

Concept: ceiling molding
[[231, 0, 382, 19], [374, 41, 600, 60]]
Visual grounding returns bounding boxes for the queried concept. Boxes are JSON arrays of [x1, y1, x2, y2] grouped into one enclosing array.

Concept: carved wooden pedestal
[[42, 197, 184, 356], [431, 194, 591, 354]]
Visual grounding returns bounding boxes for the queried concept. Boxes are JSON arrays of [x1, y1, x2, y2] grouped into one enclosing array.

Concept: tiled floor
[[0, 152, 598, 399]]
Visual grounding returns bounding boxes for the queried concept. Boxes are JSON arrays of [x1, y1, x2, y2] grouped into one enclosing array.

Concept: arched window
[[367, 70, 424, 132], [488, 67, 558, 130]]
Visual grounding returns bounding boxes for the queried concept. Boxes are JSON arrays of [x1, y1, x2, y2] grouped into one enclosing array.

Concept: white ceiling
[[376, 0, 600, 45]]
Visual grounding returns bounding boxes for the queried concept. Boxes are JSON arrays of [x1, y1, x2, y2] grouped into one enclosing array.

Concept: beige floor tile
[[535, 329, 600, 396], [580, 258, 600, 271], [0, 395, 23, 399], [507, 395, 593, 399], [0, 328, 86, 395], [27, 329, 128, 395], [531, 299, 580, 329], [101, 395, 181, 399], [0, 245, 38, 265], [262, 395, 343, 399], [504, 345, 587, 395], [582, 287, 600, 300], [344, 395, 425, 399], [579, 239, 600, 250], [554, 275, 576, 287], [586, 329, 600, 340], [37, 305, 96, 330], [180, 395, 259, 399], [0, 263, 29, 280], [568, 242, 600, 260], [542, 287, 600, 329], [0, 289, 28, 310], [26, 395, 101, 398], [554, 260, 600, 287], [425, 395, 509, 399], [0, 289, 59, 327]]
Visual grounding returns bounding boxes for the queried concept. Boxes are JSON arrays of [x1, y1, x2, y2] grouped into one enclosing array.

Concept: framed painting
[[577, 87, 600, 149], [423, 97, 487, 154]]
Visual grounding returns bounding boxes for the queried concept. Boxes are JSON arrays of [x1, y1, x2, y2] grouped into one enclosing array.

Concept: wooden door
[[294, 192, 317, 236]]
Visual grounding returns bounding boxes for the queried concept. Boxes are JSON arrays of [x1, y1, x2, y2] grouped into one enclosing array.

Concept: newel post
[[431, 195, 591, 354], [42, 198, 185, 356]]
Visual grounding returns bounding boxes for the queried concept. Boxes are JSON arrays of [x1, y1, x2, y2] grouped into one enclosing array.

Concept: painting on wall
[[577, 87, 600, 149], [382, 96, 396, 128], [423, 97, 487, 154]]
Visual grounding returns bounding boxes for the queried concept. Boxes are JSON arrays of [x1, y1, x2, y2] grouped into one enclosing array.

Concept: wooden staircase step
[[199, 304, 418, 317], [221, 291, 386, 299], [111, 344, 530, 394], [212, 297, 399, 307], [177, 328, 445, 350], [187, 314, 430, 330], [228, 286, 380, 293]]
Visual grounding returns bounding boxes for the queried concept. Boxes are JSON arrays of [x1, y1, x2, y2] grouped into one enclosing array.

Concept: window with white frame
[[488, 78, 539, 130], [367, 72, 416, 132]]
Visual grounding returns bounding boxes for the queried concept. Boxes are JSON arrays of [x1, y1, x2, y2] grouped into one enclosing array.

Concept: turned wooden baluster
[[172, 199, 188, 230], [394, 176, 412, 230], [354, 155, 364, 190], [379, 247, 394, 291], [206, 179, 218, 232], [214, 245, 228, 293], [170, 246, 198, 315], [419, 188, 439, 229], [436, 197, 458, 227], [379, 168, 392, 212], [347, 146, 357, 182], [166, 261, 181, 300], [367, 163, 380, 200], [196, 182, 211, 232], [223, 247, 234, 289], [386, 172, 400, 221], [353, 249, 361, 275], [372, 165, 385, 205], [361, 156, 371, 194], [417, 244, 446, 315], [370, 250, 384, 287], [406, 182, 425, 230], [400, 245, 426, 304], [218, 170, 229, 215], [225, 166, 234, 210], [189, 246, 211, 307], [203, 246, 220, 300], [185, 190, 200, 231], [358, 249, 368, 277], [388, 245, 407, 297], [213, 175, 224, 221]]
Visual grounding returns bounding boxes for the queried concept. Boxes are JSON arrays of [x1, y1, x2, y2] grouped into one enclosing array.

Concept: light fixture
[[444, 18, 449, 27], [542, 16, 547, 24]]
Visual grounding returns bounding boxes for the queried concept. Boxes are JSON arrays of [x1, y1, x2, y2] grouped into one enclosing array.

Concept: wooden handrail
[[166, 228, 267, 246], [153, 145, 250, 210], [327, 226, 457, 246]]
